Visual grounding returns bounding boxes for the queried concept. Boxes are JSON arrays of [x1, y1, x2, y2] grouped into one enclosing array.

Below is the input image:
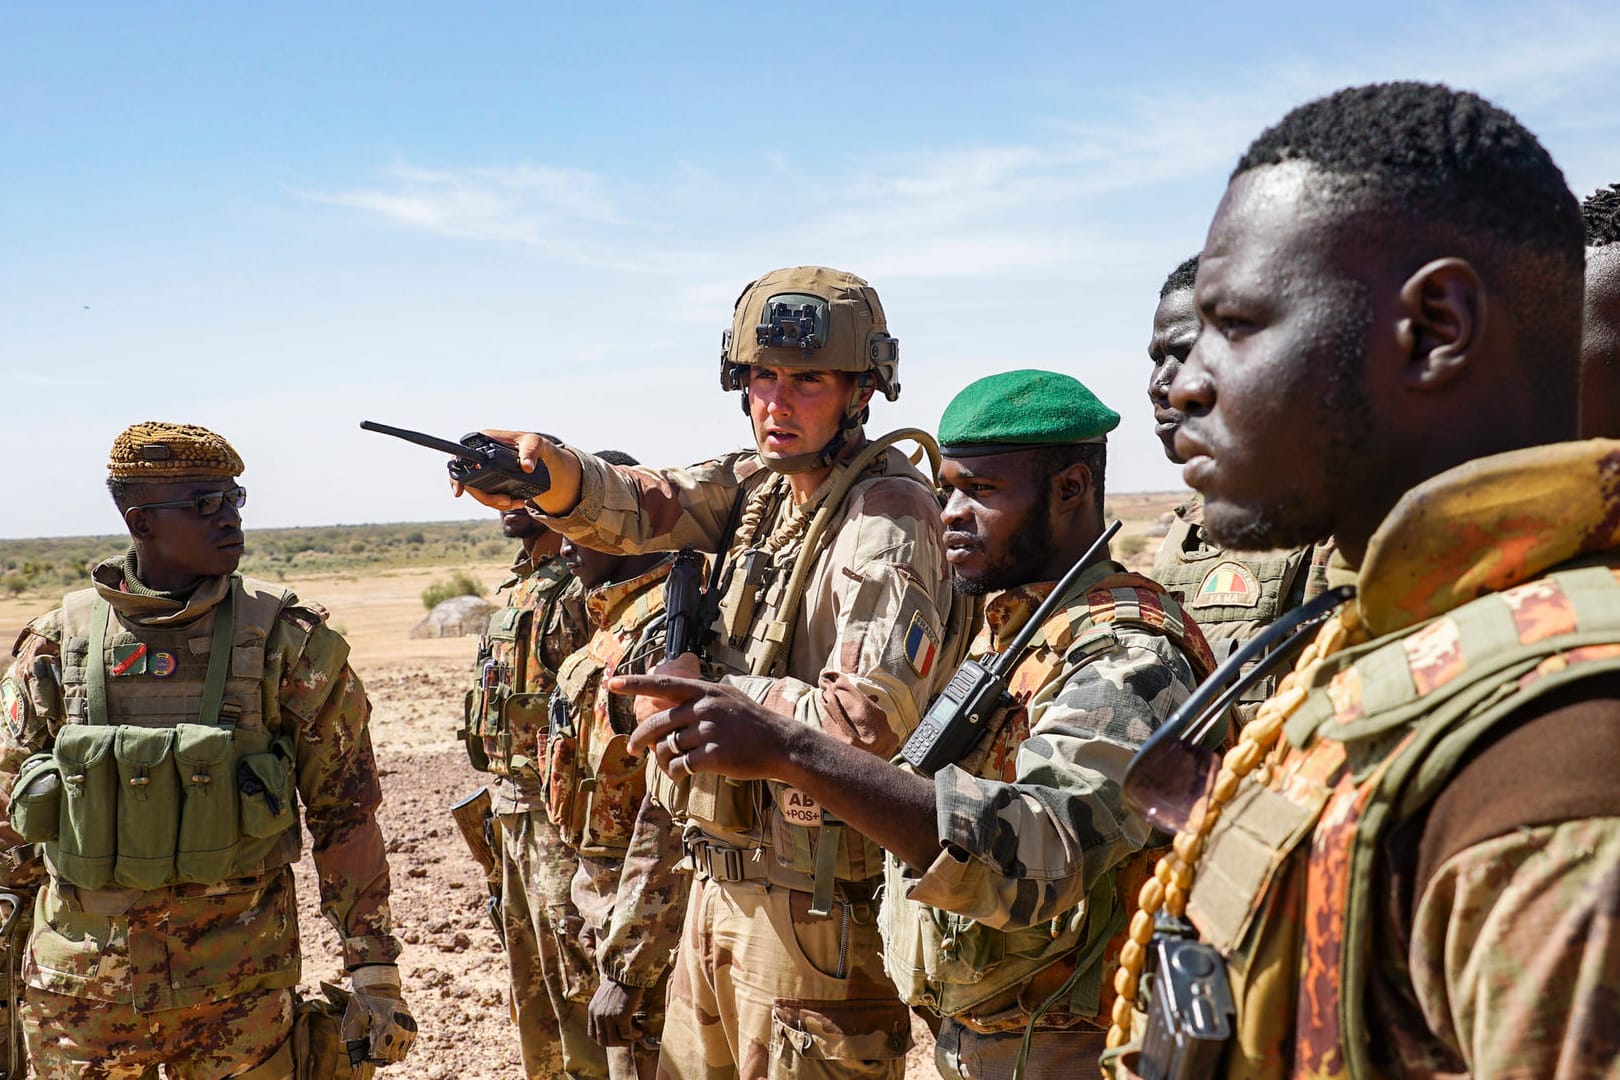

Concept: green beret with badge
[[937, 368, 1120, 456]]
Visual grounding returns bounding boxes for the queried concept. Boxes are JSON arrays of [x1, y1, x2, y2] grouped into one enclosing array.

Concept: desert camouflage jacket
[[1177, 441, 1620, 1079], [541, 433, 952, 878], [0, 557, 399, 1009], [546, 558, 669, 857], [485, 546, 587, 813]]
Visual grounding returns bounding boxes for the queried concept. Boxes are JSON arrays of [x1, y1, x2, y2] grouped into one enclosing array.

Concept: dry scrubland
[[0, 492, 1184, 1078]]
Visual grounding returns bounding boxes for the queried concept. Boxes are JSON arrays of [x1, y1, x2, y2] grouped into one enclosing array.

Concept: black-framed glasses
[[131, 486, 247, 517], [1121, 585, 1355, 833]]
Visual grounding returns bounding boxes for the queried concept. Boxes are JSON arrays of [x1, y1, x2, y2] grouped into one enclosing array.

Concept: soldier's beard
[[950, 512, 1053, 596]]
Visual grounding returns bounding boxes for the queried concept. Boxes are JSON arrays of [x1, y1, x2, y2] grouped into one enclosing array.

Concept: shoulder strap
[[1081, 571, 1217, 680]]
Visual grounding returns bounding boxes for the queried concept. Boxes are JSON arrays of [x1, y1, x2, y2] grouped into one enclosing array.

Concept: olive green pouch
[[174, 723, 238, 883], [10, 751, 63, 843], [52, 725, 119, 889], [238, 739, 295, 841], [113, 726, 179, 889]]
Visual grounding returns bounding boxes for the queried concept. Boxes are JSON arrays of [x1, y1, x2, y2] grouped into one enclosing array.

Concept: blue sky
[[5, 2, 1619, 538]]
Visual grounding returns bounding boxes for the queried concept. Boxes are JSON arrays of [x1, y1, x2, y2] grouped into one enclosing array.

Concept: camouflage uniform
[[542, 434, 952, 1079], [474, 547, 593, 1080], [1152, 494, 1333, 720], [545, 559, 680, 1080], [0, 553, 400, 1078], [879, 564, 1210, 1079], [1117, 441, 1620, 1077]]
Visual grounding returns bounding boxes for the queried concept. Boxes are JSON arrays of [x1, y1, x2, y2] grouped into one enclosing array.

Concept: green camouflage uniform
[[545, 559, 679, 1080], [880, 564, 1209, 1079], [0, 554, 400, 1078], [1115, 441, 1620, 1078], [541, 433, 953, 1080], [476, 548, 594, 1080]]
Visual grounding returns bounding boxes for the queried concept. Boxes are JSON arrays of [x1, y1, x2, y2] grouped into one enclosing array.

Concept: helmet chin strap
[[747, 381, 871, 476]]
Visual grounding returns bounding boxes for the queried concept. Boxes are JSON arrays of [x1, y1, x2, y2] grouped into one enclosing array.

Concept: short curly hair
[[1584, 184, 1620, 248], [1234, 82, 1583, 410], [1159, 254, 1200, 298]]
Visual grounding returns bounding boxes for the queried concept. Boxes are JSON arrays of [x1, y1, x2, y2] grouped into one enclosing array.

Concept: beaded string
[[1103, 602, 1368, 1057]]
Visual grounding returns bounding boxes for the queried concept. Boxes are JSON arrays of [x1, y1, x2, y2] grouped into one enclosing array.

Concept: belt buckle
[[721, 847, 744, 881]]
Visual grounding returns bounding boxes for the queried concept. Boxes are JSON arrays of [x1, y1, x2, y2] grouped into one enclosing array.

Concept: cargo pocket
[[174, 723, 238, 884], [770, 999, 911, 1077], [113, 726, 179, 890], [10, 752, 62, 843], [52, 726, 118, 889], [503, 692, 549, 779], [461, 688, 491, 772], [545, 909, 597, 1004]]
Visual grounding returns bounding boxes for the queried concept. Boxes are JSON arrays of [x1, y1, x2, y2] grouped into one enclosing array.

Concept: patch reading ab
[[779, 787, 824, 826]]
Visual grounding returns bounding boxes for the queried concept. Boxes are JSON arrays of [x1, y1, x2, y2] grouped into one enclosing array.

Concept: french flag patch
[[904, 613, 938, 678]]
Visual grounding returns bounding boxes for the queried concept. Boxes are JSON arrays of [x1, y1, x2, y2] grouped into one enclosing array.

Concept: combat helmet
[[720, 265, 900, 473]]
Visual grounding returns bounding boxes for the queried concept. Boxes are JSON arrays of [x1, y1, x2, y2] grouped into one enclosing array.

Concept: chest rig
[[881, 572, 1214, 1032], [9, 576, 302, 892], [544, 568, 668, 857], [1185, 561, 1620, 1080], [461, 557, 572, 783], [653, 431, 965, 904]]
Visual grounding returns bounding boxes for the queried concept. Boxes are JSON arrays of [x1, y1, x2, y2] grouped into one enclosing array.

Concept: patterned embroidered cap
[[108, 421, 244, 482]]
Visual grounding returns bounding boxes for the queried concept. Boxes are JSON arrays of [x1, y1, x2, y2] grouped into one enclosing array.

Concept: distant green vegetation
[[422, 570, 488, 610], [0, 519, 511, 598]]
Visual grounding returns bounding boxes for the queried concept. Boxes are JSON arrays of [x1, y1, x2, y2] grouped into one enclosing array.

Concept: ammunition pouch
[[10, 724, 297, 891], [461, 600, 551, 782], [290, 983, 358, 1080]]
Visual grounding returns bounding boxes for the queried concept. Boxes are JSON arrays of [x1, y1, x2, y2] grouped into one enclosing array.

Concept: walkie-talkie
[[900, 520, 1122, 776], [361, 420, 552, 501]]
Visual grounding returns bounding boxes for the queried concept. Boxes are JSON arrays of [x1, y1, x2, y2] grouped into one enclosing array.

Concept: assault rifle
[[360, 421, 552, 502], [449, 789, 504, 946]]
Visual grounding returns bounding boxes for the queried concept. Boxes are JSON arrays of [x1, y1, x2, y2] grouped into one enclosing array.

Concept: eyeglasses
[[131, 486, 247, 517], [1121, 585, 1355, 833]]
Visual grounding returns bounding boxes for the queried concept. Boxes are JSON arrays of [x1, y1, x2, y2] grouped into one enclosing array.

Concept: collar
[[1355, 439, 1620, 636], [981, 559, 1125, 654], [584, 558, 673, 632], [92, 554, 232, 629]]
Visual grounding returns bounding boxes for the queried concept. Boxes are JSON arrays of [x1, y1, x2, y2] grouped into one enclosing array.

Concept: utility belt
[[9, 722, 298, 892], [682, 835, 880, 905], [47, 870, 282, 916]]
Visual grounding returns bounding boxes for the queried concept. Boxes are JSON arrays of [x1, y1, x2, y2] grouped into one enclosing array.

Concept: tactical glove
[[342, 964, 418, 1067]]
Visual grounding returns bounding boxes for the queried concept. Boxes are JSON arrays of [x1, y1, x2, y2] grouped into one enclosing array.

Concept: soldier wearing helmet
[[457, 266, 958, 1079]]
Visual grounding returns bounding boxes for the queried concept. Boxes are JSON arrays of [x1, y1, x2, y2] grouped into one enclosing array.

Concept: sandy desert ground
[[0, 493, 1183, 1078]]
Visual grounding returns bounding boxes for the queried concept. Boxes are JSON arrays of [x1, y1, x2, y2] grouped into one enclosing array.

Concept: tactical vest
[[881, 572, 1215, 1032], [1186, 561, 1620, 1079], [650, 436, 970, 895], [9, 576, 302, 892], [461, 557, 571, 782], [544, 571, 666, 858], [1153, 511, 1312, 657]]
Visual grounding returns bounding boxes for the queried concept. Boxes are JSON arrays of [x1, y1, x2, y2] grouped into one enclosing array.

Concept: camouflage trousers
[[932, 1018, 1109, 1080], [22, 985, 291, 1079], [656, 876, 911, 1080], [499, 810, 605, 1080], [573, 855, 670, 1080]]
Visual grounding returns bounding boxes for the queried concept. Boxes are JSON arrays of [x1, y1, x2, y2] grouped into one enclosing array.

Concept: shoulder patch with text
[[904, 612, 939, 678]]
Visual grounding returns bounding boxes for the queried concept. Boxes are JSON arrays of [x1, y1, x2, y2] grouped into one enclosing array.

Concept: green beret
[[938, 369, 1120, 456], [108, 421, 244, 482]]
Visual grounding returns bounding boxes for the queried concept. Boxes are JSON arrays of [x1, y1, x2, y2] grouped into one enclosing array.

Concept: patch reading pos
[[900, 520, 1122, 776], [361, 420, 552, 502]]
